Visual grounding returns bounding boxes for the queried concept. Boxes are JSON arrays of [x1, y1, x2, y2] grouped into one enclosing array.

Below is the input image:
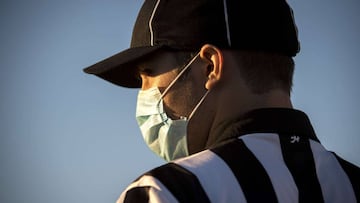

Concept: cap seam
[[149, 0, 161, 46], [223, 0, 231, 46]]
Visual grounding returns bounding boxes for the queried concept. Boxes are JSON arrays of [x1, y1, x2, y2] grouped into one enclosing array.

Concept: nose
[[139, 74, 163, 91], [140, 75, 151, 90]]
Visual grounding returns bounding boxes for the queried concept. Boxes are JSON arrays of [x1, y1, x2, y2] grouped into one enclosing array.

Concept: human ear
[[199, 44, 224, 90]]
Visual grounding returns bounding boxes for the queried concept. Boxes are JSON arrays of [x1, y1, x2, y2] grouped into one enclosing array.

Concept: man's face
[[136, 50, 211, 154], [137, 51, 207, 120]]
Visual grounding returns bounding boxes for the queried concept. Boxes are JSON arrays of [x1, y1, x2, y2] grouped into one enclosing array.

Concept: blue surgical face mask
[[135, 53, 209, 161]]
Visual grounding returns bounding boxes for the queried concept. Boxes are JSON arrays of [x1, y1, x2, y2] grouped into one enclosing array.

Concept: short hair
[[232, 51, 294, 95], [159, 49, 294, 95]]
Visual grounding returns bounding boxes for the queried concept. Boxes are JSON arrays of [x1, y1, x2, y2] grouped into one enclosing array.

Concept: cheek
[[174, 84, 205, 116], [162, 68, 207, 118], [163, 89, 191, 118], [161, 82, 193, 119]]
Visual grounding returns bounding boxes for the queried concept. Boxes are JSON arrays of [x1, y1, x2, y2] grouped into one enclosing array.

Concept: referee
[[84, 0, 360, 202]]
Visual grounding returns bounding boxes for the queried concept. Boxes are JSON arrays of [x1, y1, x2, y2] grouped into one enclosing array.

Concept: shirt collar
[[206, 108, 320, 149], [234, 108, 319, 142]]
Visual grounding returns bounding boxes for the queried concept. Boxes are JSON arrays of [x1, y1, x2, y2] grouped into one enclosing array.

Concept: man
[[84, 0, 359, 202]]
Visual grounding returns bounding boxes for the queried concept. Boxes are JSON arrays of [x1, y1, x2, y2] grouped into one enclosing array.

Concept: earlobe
[[205, 73, 217, 90], [200, 44, 223, 90]]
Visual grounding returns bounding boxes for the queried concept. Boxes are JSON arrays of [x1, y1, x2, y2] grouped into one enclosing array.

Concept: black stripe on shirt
[[145, 162, 210, 203], [279, 133, 324, 203], [124, 186, 150, 203], [211, 138, 278, 203], [333, 153, 360, 202]]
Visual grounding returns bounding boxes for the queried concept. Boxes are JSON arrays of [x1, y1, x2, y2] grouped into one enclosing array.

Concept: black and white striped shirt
[[117, 109, 360, 203]]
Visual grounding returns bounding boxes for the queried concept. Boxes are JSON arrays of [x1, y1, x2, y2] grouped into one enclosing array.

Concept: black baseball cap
[[84, 0, 300, 88]]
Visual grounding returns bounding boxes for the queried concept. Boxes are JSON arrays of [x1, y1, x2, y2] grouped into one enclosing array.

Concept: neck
[[206, 88, 293, 148], [248, 89, 293, 109]]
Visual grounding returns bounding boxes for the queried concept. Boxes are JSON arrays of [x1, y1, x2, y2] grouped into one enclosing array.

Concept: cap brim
[[83, 45, 164, 88]]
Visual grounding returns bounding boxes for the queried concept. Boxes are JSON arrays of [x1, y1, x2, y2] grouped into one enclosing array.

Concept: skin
[[138, 44, 293, 155]]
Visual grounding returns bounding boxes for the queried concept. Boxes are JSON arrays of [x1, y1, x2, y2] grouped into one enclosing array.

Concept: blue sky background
[[0, 0, 359, 202]]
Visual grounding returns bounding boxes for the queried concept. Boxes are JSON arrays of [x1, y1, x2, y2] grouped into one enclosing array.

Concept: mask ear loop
[[188, 90, 210, 120], [160, 52, 200, 99]]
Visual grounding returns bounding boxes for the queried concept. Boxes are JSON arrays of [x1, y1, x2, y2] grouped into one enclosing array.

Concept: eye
[[137, 64, 154, 75], [140, 68, 153, 75]]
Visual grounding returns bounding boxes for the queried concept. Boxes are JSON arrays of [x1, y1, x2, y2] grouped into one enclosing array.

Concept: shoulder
[[118, 138, 281, 203], [117, 150, 216, 203], [332, 153, 360, 200], [117, 172, 177, 203]]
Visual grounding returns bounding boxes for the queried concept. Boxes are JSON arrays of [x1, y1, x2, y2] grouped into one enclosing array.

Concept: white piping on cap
[[149, 0, 161, 46], [223, 0, 232, 46]]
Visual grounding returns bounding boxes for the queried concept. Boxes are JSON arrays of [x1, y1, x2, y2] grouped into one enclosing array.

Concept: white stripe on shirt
[[310, 140, 357, 203], [241, 133, 299, 203], [175, 149, 247, 203]]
